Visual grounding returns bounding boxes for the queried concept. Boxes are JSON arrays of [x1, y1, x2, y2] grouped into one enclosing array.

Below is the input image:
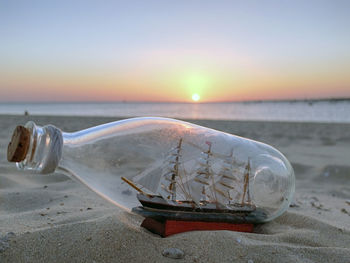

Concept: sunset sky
[[1, 0, 349, 102]]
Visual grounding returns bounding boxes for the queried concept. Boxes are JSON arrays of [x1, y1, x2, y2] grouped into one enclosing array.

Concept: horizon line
[[0, 97, 349, 104]]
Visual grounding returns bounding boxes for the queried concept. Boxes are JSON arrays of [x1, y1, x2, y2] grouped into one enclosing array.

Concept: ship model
[[122, 138, 265, 224]]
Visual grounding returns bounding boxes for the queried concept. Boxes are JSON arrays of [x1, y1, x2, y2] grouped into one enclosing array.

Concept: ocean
[[0, 100, 349, 123]]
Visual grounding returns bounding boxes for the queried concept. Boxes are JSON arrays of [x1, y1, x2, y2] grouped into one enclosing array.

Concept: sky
[[1, 0, 350, 102]]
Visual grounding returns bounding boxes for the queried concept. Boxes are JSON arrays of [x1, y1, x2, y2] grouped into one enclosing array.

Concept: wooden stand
[[141, 217, 254, 237]]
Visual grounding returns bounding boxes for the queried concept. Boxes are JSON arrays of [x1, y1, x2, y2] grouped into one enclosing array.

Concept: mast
[[157, 138, 185, 202], [169, 138, 182, 201], [194, 141, 214, 202], [241, 158, 251, 206]]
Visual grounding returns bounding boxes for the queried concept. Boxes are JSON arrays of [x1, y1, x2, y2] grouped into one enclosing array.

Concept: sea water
[[0, 100, 349, 123]]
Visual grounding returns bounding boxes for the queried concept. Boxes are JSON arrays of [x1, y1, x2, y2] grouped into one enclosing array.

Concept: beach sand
[[0, 115, 349, 262]]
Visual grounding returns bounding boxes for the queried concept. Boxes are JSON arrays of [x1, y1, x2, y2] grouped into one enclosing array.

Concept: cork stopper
[[7, 126, 30, 162]]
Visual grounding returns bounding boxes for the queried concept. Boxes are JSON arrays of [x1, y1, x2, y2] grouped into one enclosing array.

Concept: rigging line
[[182, 164, 193, 198], [214, 187, 231, 199], [176, 177, 191, 200], [177, 165, 192, 200], [185, 141, 227, 159]]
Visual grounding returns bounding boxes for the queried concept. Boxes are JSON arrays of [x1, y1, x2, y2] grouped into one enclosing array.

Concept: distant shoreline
[[1, 114, 350, 126], [238, 97, 350, 104], [0, 100, 349, 123], [0, 97, 349, 104]]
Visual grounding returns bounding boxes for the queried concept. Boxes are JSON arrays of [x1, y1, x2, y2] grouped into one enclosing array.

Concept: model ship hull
[[133, 194, 267, 224], [137, 193, 256, 214]]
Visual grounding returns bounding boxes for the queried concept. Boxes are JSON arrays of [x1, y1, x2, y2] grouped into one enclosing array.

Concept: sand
[[0, 115, 349, 262]]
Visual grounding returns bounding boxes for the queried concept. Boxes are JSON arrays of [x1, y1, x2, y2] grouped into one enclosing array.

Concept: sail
[[190, 148, 251, 209], [189, 141, 218, 205], [212, 152, 245, 206], [127, 138, 255, 210]]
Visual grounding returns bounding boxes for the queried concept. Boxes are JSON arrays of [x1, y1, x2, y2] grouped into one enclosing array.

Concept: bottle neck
[[16, 121, 63, 174], [14, 117, 180, 173]]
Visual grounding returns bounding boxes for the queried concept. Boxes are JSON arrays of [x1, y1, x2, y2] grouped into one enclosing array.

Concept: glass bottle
[[7, 117, 295, 223]]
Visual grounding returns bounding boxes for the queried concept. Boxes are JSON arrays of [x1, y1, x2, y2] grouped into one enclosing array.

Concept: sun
[[192, 93, 200, 102]]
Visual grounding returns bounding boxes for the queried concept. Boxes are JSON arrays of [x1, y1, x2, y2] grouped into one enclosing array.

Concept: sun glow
[[192, 93, 200, 102]]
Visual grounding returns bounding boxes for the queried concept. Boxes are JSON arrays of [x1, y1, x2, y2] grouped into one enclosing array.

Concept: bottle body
[[12, 117, 295, 223]]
